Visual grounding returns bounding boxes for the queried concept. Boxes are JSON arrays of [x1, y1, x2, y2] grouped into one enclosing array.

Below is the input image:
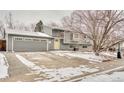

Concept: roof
[[52, 27, 83, 34], [52, 27, 66, 31], [5, 28, 53, 38]]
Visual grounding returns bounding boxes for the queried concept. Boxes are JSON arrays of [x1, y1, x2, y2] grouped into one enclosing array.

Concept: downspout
[[12, 37, 14, 52], [46, 39, 49, 51], [6, 33, 8, 52]]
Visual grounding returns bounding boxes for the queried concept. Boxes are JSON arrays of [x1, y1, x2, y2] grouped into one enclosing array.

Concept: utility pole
[[8, 12, 13, 29]]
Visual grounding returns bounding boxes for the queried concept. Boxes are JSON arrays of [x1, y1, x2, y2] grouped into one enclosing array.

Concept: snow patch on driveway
[[16, 54, 41, 74], [16, 54, 99, 81], [0, 53, 9, 79], [51, 51, 106, 62], [66, 52, 105, 62], [42, 66, 99, 81], [51, 51, 117, 63]]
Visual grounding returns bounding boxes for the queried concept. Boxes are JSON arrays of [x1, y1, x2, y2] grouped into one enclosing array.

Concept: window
[[14, 37, 47, 42], [14, 37, 23, 41], [70, 45, 74, 48], [82, 45, 87, 48], [74, 33, 79, 38], [60, 32, 64, 38], [24, 38, 33, 41], [33, 38, 40, 42]]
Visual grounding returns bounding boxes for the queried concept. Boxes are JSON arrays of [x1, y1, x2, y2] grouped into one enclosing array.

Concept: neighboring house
[[0, 28, 54, 52], [50, 27, 91, 51]]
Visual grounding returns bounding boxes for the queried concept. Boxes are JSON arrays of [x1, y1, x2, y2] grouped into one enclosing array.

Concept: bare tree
[[62, 10, 124, 55], [0, 20, 5, 38], [30, 23, 36, 31], [47, 21, 60, 28]]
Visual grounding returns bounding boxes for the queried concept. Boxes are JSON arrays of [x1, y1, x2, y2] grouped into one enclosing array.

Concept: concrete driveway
[[1, 51, 124, 82]]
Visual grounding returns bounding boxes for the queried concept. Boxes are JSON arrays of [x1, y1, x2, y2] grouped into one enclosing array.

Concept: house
[[0, 25, 91, 52], [0, 28, 54, 52], [50, 27, 92, 51]]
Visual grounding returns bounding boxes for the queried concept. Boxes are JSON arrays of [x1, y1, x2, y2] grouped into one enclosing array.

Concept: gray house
[[0, 25, 91, 52], [0, 28, 54, 52], [49, 27, 91, 51]]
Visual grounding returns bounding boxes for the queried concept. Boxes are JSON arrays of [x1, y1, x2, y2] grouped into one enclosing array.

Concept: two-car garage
[[13, 37, 48, 52], [6, 29, 53, 52]]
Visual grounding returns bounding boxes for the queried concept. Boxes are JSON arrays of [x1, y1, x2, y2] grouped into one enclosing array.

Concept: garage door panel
[[13, 40, 47, 52]]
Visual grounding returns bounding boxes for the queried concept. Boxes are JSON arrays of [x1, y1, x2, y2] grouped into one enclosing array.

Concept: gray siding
[[43, 26, 52, 36], [64, 31, 90, 45], [8, 35, 12, 51], [64, 31, 71, 43], [51, 29, 92, 51], [60, 39, 71, 50], [60, 39, 92, 51], [48, 39, 54, 50], [52, 30, 57, 37]]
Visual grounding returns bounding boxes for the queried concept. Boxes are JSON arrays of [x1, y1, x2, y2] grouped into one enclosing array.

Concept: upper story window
[[73, 33, 79, 38], [52, 30, 64, 38], [60, 32, 64, 37]]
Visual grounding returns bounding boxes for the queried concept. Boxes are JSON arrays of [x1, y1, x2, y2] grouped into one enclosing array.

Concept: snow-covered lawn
[[81, 71, 124, 82], [50, 51, 116, 63], [0, 53, 9, 79], [16, 54, 99, 81], [101, 52, 117, 57]]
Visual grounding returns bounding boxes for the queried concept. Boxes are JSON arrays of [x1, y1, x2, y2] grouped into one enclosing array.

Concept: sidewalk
[[66, 59, 124, 82]]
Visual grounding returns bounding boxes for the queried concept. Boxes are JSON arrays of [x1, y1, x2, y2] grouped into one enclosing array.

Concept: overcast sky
[[0, 10, 72, 25]]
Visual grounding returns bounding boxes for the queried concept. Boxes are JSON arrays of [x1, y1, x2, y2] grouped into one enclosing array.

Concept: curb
[[67, 65, 124, 82]]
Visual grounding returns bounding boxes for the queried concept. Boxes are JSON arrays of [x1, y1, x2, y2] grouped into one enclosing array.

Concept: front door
[[54, 39, 60, 49]]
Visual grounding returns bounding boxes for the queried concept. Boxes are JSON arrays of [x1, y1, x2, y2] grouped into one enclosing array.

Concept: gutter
[[7, 33, 54, 39]]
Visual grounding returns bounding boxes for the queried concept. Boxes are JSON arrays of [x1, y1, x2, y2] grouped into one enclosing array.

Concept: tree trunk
[[93, 45, 100, 56], [94, 52, 100, 56]]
